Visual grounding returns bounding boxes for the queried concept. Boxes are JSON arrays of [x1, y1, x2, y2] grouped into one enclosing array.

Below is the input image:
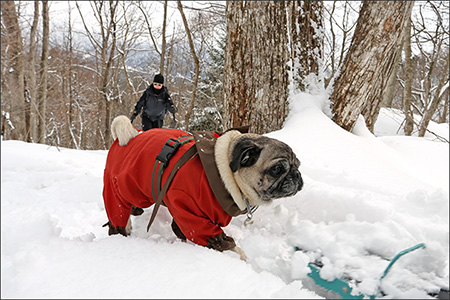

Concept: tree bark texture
[[330, 1, 413, 132], [37, 0, 49, 143], [382, 33, 404, 108], [439, 93, 449, 124], [223, 1, 290, 134], [1, 1, 25, 140], [25, 1, 40, 142], [418, 55, 449, 137], [402, 14, 414, 136], [287, 1, 324, 92]]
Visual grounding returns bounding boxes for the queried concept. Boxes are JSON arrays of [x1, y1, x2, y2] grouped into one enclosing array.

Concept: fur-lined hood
[[193, 128, 249, 215]]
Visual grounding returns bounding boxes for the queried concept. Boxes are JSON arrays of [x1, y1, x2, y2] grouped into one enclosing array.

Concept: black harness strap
[[147, 144, 198, 232], [151, 135, 194, 201]]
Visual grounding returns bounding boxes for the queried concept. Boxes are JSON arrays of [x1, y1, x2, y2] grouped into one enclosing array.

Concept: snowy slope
[[1, 93, 448, 298]]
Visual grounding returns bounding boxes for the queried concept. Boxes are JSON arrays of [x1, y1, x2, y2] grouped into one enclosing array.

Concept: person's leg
[[141, 116, 152, 131], [150, 119, 162, 129], [155, 119, 163, 128]]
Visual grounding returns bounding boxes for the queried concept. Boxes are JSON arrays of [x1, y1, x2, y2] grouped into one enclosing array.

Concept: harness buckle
[[156, 138, 181, 164]]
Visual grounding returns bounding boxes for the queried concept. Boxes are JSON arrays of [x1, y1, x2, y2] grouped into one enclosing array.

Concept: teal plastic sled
[[307, 262, 365, 299], [300, 243, 449, 299]]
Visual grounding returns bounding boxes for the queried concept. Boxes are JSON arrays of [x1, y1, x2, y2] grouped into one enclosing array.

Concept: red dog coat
[[103, 128, 244, 246]]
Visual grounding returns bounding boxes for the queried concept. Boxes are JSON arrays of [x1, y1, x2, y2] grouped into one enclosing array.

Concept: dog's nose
[[289, 168, 303, 192], [297, 178, 303, 191]]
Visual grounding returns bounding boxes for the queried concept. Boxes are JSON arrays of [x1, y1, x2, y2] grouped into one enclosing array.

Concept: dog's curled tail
[[111, 115, 139, 146]]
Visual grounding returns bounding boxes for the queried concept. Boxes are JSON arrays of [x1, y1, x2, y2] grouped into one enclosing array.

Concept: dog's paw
[[103, 221, 131, 236], [206, 233, 236, 251]]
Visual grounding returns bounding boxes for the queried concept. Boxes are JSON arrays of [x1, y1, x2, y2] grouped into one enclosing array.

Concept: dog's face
[[229, 134, 303, 206]]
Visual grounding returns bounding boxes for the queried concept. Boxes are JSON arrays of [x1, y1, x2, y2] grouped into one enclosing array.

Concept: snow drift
[[1, 93, 448, 298]]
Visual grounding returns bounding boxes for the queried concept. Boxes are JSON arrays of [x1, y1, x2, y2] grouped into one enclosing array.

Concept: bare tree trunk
[[137, 1, 166, 74], [418, 55, 449, 137], [381, 1, 410, 109], [403, 14, 414, 136], [160, 0, 167, 74], [177, 0, 200, 132], [324, 1, 359, 89], [77, 0, 119, 149], [66, 3, 76, 148], [25, 1, 39, 143], [409, 2, 449, 137], [223, 1, 290, 134], [103, 2, 118, 147], [287, 1, 324, 92], [330, 1, 413, 132], [118, 2, 142, 111], [439, 91, 449, 123], [382, 35, 404, 108], [1, 1, 25, 140], [37, 0, 49, 143], [223, 1, 252, 131]]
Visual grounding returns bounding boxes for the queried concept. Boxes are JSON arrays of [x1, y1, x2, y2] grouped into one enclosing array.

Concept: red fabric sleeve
[[165, 188, 224, 246]]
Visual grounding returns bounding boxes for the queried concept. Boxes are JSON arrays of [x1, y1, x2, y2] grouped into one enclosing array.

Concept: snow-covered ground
[[2, 93, 448, 298]]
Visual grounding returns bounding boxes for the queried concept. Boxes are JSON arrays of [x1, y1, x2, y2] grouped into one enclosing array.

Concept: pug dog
[[215, 130, 303, 211], [103, 115, 303, 260]]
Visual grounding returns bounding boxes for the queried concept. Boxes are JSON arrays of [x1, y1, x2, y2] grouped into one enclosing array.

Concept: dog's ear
[[230, 140, 262, 172]]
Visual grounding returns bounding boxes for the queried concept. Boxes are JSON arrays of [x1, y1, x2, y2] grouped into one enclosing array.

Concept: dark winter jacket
[[133, 85, 175, 121], [103, 128, 247, 247]]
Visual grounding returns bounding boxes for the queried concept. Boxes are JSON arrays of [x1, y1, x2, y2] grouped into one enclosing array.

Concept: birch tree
[[330, 1, 414, 132]]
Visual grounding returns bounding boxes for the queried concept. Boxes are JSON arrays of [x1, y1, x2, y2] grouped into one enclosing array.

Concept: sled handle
[[380, 242, 426, 280]]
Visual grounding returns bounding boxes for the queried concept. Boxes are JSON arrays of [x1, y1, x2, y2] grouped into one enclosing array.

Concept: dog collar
[[244, 198, 258, 226]]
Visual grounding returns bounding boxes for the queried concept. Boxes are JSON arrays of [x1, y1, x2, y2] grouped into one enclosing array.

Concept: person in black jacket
[[130, 74, 177, 131]]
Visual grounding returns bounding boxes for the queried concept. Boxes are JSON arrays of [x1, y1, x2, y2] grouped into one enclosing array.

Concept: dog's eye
[[269, 165, 283, 177]]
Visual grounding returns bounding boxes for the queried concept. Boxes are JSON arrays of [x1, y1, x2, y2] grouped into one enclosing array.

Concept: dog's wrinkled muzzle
[[287, 168, 303, 194], [295, 169, 303, 192], [265, 168, 303, 200]]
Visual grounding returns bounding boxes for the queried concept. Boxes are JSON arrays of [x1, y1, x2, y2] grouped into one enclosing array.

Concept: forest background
[[1, 1, 449, 150]]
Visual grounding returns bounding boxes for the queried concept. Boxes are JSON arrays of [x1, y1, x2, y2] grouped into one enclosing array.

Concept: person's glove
[[169, 105, 178, 114], [130, 113, 137, 123]]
